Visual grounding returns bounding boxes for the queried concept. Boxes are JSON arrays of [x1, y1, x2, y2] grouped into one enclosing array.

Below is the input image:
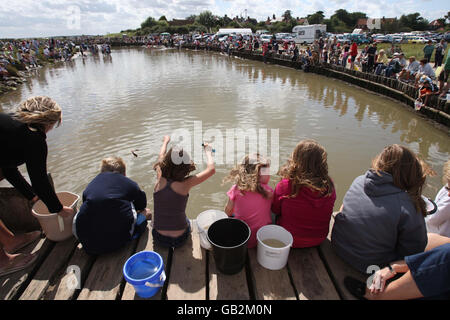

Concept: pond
[[1, 47, 449, 217]]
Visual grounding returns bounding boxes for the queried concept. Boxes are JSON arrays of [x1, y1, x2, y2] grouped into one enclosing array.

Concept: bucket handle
[[57, 215, 65, 232], [144, 271, 166, 288]]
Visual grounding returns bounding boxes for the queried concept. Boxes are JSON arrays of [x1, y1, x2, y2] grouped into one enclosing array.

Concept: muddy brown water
[[1, 48, 449, 218]]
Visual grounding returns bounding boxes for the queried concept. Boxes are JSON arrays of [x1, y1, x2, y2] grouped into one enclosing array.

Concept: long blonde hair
[[371, 144, 435, 217], [278, 139, 334, 198], [13, 96, 62, 132], [223, 154, 271, 199]]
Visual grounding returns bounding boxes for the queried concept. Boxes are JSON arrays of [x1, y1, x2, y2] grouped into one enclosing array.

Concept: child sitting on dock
[[73, 157, 151, 255], [152, 136, 215, 248], [223, 154, 273, 248], [426, 160, 450, 237], [272, 140, 336, 248]]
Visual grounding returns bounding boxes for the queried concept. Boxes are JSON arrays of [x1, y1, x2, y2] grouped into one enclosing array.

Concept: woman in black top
[[0, 96, 73, 276]]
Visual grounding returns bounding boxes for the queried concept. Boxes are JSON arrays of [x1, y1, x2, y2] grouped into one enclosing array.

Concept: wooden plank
[[77, 238, 138, 300], [19, 237, 78, 300], [166, 219, 206, 300], [247, 248, 296, 300], [0, 237, 54, 300], [121, 222, 170, 300], [288, 247, 340, 300], [42, 243, 96, 300], [207, 249, 250, 300], [317, 215, 367, 300]]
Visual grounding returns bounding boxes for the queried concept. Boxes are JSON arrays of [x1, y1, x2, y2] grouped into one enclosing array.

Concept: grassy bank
[[359, 43, 449, 61]]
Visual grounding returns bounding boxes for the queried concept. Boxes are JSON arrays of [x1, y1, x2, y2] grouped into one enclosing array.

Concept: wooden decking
[[0, 217, 368, 301]]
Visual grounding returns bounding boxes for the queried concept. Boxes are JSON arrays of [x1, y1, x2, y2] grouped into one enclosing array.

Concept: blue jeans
[[152, 220, 191, 248], [405, 243, 450, 299], [131, 213, 148, 240]]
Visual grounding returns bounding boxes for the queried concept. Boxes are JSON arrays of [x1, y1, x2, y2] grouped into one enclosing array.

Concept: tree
[[399, 13, 428, 31], [332, 9, 352, 27], [198, 10, 216, 32], [282, 10, 293, 22], [307, 11, 325, 24], [141, 16, 157, 29], [158, 16, 167, 21], [186, 14, 198, 21]]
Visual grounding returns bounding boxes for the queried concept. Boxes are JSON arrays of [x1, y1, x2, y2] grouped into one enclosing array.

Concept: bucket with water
[[256, 225, 293, 270], [207, 218, 250, 275], [32, 191, 79, 242], [123, 251, 166, 299], [196, 210, 228, 250]]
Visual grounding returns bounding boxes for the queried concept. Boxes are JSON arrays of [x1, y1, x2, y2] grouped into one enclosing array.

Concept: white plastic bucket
[[32, 191, 79, 242], [196, 210, 228, 250], [256, 225, 293, 270]]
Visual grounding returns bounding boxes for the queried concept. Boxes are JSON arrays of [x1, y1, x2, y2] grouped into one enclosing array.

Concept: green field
[[359, 43, 449, 61]]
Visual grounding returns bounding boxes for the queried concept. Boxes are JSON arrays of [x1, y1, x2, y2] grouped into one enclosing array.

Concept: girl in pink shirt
[[272, 140, 336, 248], [223, 154, 273, 248]]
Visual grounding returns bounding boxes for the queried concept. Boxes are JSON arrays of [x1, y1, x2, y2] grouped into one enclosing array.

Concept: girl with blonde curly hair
[[0, 96, 72, 277], [223, 153, 273, 248], [272, 139, 336, 248]]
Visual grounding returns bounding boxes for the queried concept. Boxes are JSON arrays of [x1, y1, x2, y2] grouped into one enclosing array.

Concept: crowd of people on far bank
[[1, 96, 450, 300], [181, 33, 450, 107], [0, 38, 114, 82]]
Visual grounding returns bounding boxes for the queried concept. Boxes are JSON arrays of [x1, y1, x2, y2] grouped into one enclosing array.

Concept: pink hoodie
[[272, 179, 336, 248]]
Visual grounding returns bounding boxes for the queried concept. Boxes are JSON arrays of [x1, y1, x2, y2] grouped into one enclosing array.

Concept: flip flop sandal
[[8, 231, 42, 254], [0, 252, 38, 278], [344, 276, 368, 300]]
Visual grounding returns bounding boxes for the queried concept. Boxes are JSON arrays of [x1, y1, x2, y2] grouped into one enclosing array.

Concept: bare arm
[[224, 198, 234, 216], [155, 135, 171, 179], [184, 143, 216, 190]]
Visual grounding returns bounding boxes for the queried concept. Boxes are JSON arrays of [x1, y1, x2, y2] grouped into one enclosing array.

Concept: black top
[[75, 172, 147, 255], [0, 112, 63, 212], [153, 179, 189, 231]]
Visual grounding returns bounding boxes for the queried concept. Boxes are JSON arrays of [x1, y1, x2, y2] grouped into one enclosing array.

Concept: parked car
[[445, 32, 450, 43], [410, 36, 427, 44], [392, 35, 404, 43], [260, 34, 273, 43], [374, 35, 391, 43]]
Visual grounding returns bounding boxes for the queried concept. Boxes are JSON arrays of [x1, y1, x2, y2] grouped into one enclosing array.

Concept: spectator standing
[[435, 40, 445, 68], [423, 40, 435, 63]]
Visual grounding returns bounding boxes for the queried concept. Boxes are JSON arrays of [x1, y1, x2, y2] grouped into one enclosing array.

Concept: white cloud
[[0, 0, 447, 38]]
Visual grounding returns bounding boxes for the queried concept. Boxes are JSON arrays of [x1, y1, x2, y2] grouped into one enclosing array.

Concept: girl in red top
[[272, 140, 336, 248], [350, 41, 358, 69]]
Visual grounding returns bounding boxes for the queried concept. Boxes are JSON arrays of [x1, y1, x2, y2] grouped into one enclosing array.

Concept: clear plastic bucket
[[196, 210, 228, 250]]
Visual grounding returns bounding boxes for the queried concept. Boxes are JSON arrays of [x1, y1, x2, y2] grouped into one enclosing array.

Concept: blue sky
[[0, 0, 448, 38]]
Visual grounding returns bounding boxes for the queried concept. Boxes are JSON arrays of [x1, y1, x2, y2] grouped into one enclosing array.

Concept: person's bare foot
[[3, 231, 41, 254], [0, 252, 38, 277], [143, 208, 152, 221]]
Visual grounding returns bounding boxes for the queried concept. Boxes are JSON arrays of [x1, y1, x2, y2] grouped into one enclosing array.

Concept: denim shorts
[[152, 220, 191, 248], [405, 243, 450, 299]]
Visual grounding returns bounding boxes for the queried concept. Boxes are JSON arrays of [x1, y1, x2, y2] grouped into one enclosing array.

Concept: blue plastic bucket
[[123, 251, 166, 298]]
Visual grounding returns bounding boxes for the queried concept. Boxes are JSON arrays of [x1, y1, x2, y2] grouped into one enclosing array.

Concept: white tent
[[216, 28, 253, 36]]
